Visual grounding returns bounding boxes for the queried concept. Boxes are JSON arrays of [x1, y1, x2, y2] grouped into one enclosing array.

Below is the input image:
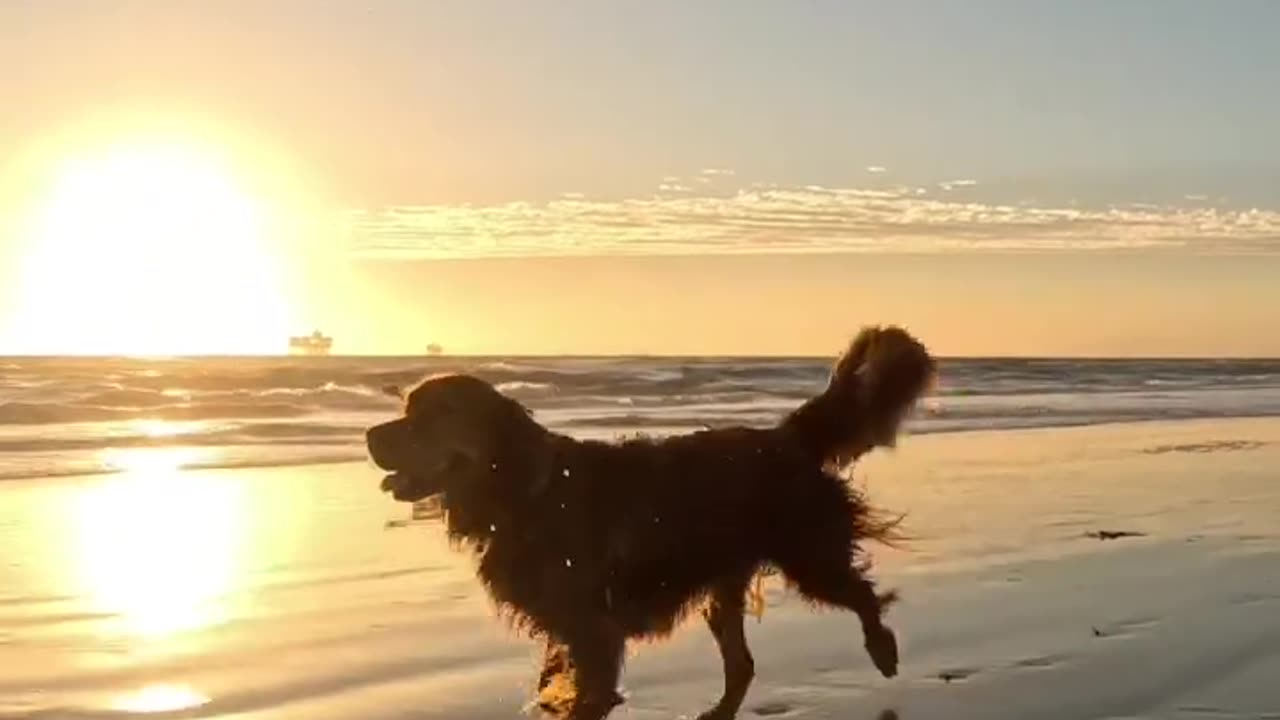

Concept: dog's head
[[366, 373, 545, 504], [818, 326, 935, 463], [835, 325, 935, 446]]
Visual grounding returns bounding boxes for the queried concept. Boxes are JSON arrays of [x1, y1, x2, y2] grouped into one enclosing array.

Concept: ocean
[[3, 356, 1280, 482]]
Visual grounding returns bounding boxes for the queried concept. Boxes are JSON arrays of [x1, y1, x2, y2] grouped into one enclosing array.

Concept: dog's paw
[[864, 623, 899, 678]]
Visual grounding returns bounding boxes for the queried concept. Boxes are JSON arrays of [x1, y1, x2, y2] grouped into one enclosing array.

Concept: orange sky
[[327, 253, 1280, 357], [2, 3, 1278, 356]]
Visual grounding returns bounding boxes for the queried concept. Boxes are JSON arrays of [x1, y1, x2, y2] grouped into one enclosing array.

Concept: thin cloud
[[939, 179, 979, 191], [866, 166, 887, 173], [700, 168, 736, 177], [345, 181, 1280, 259]]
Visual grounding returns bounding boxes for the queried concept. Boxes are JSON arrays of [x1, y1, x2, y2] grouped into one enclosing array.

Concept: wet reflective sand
[[3, 419, 1279, 719]]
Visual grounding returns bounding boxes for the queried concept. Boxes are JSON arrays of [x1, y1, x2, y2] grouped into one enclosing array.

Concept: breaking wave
[[2, 355, 1279, 481]]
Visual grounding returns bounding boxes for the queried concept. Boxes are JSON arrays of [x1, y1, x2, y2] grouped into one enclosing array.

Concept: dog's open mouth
[[380, 471, 442, 503], [378, 454, 466, 503]]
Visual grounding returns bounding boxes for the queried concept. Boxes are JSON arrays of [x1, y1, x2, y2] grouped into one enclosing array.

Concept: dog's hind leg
[[696, 572, 757, 720]]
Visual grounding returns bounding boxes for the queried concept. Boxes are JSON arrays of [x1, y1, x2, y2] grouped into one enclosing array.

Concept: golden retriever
[[366, 326, 934, 719]]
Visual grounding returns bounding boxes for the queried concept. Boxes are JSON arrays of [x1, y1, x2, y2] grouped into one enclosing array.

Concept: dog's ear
[[489, 393, 557, 497], [829, 327, 881, 391], [525, 444, 556, 497]]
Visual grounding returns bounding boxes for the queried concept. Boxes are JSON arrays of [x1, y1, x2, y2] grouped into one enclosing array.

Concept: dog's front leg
[[562, 619, 626, 720], [832, 575, 899, 679], [839, 577, 900, 680], [537, 640, 574, 714], [776, 550, 899, 678]]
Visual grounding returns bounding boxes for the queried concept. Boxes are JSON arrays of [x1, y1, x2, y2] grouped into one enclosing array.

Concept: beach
[[4, 416, 1278, 719], [7, 3, 1278, 716], [7, 2, 1280, 716]]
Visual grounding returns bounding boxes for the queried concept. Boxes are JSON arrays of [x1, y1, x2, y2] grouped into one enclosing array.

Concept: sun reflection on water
[[124, 418, 195, 439], [111, 683, 210, 713], [73, 443, 246, 639]]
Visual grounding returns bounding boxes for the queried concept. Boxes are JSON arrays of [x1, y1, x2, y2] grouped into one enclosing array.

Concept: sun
[[8, 138, 295, 355]]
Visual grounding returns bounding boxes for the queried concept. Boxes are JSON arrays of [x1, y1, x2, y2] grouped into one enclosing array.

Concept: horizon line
[[4, 353, 1280, 362]]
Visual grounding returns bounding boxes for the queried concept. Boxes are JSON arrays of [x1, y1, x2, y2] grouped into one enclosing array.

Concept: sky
[[2, 0, 1278, 356]]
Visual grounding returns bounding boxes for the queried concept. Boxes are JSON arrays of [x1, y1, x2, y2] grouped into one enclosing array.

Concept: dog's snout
[[366, 420, 404, 470], [365, 424, 384, 453]]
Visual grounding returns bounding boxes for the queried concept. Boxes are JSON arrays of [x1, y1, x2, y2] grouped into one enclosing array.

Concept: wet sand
[[3, 418, 1279, 719]]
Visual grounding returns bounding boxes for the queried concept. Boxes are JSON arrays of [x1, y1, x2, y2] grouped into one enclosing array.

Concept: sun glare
[[9, 138, 295, 355], [111, 684, 211, 714]]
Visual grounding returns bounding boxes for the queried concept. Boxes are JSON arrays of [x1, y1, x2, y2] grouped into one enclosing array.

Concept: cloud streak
[[345, 181, 1280, 259]]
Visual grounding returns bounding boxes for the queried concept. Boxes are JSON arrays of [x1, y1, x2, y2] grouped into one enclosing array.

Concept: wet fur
[[366, 326, 935, 719]]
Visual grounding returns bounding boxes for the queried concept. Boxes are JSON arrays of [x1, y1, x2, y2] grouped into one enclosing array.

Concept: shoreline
[[4, 414, 1279, 486]]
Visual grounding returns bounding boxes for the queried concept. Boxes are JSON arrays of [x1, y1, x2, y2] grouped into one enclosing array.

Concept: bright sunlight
[[9, 138, 295, 355], [72, 445, 247, 640], [111, 684, 211, 714]]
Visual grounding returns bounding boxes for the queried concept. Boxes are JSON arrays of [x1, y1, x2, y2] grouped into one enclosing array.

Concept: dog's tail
[[781, 326, 935, 469]]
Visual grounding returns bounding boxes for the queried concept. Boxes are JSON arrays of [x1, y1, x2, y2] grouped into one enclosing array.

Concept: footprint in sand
[[1011, 653, 1066, 670], [1229, 591, 1280, 606], [1092, 615, 1161, 638], [1176, 704, 1263, 717], [751, 700, 793, 716], [1084, 530, 1148, 541], [936, 667, 979, 683], [1113, 615, 1161, 631]]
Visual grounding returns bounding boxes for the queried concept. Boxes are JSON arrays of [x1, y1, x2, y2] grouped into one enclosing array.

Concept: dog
[[366, 326, 934, 720]]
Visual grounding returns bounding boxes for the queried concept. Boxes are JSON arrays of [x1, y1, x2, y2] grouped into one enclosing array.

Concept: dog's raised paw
[[864, 624, 899, 678]]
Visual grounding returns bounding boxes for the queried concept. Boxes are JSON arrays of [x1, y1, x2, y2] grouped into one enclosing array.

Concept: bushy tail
[[781, 326, 935, 469]]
